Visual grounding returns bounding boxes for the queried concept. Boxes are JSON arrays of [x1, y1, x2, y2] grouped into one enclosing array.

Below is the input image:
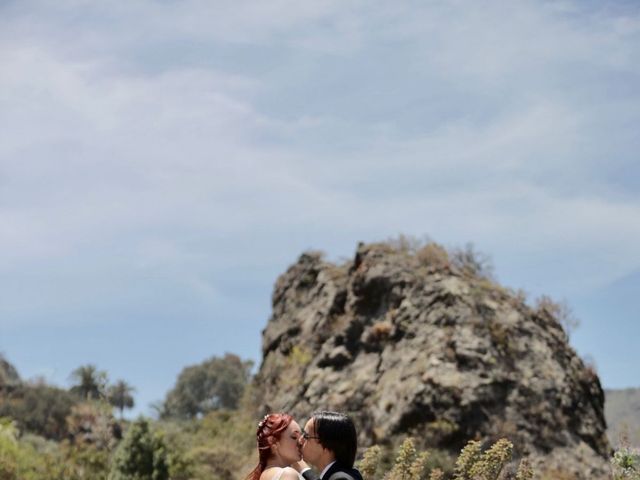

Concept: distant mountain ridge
[[605, 388, 640, 447]]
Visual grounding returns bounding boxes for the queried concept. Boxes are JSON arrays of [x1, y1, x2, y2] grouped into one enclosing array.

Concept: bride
[[246, 413, 305, 480]]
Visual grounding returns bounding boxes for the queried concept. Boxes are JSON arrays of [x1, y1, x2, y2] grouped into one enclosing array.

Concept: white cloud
[[0, 0, 639, 331]]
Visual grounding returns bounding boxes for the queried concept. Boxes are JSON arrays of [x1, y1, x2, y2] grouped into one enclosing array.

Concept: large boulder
[[255, 242, 611, 479]]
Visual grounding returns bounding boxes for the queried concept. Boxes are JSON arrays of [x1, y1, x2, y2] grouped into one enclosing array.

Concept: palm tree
[[108, 380, 135, 419], [69, 364, 108, 400]]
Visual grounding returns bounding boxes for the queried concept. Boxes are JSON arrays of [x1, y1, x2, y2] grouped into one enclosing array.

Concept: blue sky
[[1, 0, 639, 417]]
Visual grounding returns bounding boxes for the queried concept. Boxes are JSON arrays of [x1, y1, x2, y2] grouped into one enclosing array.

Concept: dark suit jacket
[[301, 462, 363, 480]]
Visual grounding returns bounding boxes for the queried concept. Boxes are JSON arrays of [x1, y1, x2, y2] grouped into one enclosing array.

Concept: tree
[[162, 353, 253, 419], [108, 380, 135, 419], [0, 354, 21, 392], [69, 364, 108, 400], [108, 418, 168, 480], [0, 380, 75, 440]]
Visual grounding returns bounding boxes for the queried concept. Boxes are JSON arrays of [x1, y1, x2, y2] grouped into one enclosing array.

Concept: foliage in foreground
[[357, 437, 531, 480], [611, 447, 640, 480], [4, 412, 640, 480]]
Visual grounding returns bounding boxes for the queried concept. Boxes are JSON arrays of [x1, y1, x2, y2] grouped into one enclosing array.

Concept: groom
[[293, 411, 364, 480]]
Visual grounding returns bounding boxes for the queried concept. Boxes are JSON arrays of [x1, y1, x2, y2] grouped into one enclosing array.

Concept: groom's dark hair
[[312, 411, 358, 468]]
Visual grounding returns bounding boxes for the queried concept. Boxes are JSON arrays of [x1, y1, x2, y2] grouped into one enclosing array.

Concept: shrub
[[453, 440, 483, 479], [0, 381, 75, 440], [467, 438, 512, 480], [451, 243, 494, 280], [66, 401, 119, 449], [515, 458, 534, 480], [385, 234, 428, 255], [357, 445, 382, 480], [369, 321, 393, 341], [611, 447, 640, 479], [415, 243, 450, 270], [534, 295, 580, 338], [387, 437, 418, 480], [108, 418, 169, 480]]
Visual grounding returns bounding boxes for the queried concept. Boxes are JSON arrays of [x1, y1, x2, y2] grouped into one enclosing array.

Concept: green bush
[[0, 381, 75, 440], [108, 418, 168, 480]]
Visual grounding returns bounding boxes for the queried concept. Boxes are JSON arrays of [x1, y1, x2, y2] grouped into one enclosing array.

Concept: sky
[[1, 0, 639, 418]]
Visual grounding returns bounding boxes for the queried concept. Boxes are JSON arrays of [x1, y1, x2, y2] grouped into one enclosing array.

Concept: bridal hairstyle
[[246, 413, 294, 480]]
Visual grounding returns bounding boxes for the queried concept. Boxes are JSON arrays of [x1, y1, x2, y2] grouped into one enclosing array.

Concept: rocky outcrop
[[255, 242, 611, 479]]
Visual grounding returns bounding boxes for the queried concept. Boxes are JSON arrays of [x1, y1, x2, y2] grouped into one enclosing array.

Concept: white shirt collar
[[320, 461, 337, 479]]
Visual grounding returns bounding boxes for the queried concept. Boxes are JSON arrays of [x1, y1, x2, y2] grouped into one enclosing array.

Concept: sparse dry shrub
[[452, 438, 514, 480], [325, 264, 348, 282], [512, 289, 527, 305], [386, 438, 434, 480], [451, 243, 494, 280], [611, 446, 640, 480], [358, 445, 382, 480], [468, 438, 513, 480], [409, 451, 430, 480], [65, 401, 118, 450], [387, 437, 418, 480], [281, 346, 313, 388], [370, 321, 393, 341], [581, 354, 599, 383], [534, 295, 580, 338], [385, 234, 428, 255], [453, 440, 483, 479], [515, 458, 534, 480], [428, 468, 443, 480], [287, 345, 312, 367], [415, 243, 450, 269]]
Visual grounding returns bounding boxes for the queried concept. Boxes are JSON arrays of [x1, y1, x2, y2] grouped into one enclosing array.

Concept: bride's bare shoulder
[[260, 467, 300, 480], [281, 467, 302, 480]]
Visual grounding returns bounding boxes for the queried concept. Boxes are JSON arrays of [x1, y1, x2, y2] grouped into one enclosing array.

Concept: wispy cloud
[[1, 0, 638, 320]]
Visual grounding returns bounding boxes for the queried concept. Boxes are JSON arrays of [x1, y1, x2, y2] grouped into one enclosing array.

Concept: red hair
[[246, 413, 294, 480]]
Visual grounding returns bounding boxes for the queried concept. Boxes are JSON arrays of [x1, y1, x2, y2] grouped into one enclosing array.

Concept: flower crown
[[257, 414, 270, 431]]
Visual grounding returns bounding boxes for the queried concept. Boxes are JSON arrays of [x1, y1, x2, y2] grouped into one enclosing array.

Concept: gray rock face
[[256, 243, 611, 479]]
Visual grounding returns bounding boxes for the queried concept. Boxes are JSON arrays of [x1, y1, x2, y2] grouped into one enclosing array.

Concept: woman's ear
[[270, 440, 279, 457]]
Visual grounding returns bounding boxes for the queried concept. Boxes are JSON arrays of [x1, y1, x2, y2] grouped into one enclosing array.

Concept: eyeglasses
[[301, 430, 320, 440]]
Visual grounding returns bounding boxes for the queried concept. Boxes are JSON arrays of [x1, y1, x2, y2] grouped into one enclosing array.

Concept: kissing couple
[[245, 411, 364, 480]]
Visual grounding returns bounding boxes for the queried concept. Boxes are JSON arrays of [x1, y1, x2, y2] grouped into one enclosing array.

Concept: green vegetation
[[70, 364, 109, 400], [108, 380, 136, 419], [611, 447, 640, 479], [108, 418, 169, 480], [1, 364, 638, 479], [357, 437, 528, 480], [0, 354, 21, 388], [161, 353, 253, 419], [0, 352, 257, 480], [0, 380, 76, 440]]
